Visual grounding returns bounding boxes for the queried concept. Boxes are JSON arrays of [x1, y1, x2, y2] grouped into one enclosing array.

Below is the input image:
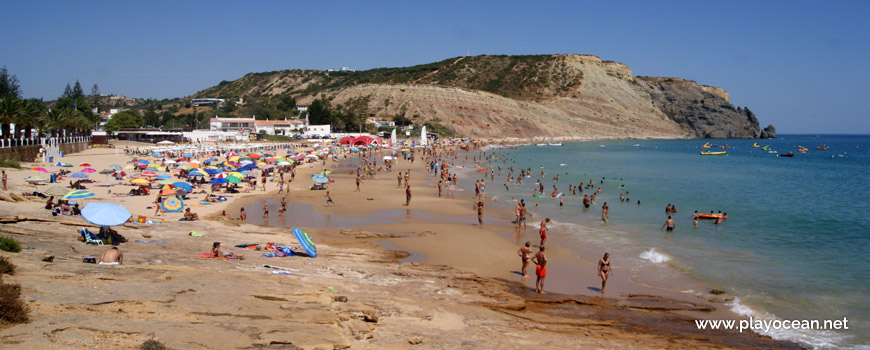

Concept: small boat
[[838, 152, 847, 158], [721, 144, 731, 149], [633, 144, 640, 147], [778, 152, 794, 157], [535, 143, 547, 147], [768, 150, 778, 154], [700, 151, 727, 156], [599, 144, 606, 148], [702, 142, 712, 149], [817, 145, 828, 150], [698, 213, 726, 219], [797, 146, 809, 153], [752, 143, 761, 148], [548, 143, 563, 146], [761, 145, 771, 151]]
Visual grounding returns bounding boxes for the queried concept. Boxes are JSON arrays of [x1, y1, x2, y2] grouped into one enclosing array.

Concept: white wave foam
[[639, 248, 670, 263], [729, 297, 848, 349]]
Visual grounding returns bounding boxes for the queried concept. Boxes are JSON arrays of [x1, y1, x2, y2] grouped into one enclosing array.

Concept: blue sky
[[1, 0, 867, 133]]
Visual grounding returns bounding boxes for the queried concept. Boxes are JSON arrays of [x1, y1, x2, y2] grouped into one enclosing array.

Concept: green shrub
[[0, 282, 29, 323], [0, 256, 14, 275], [140, 339, 167, 350], [0, 236, 21, 253]]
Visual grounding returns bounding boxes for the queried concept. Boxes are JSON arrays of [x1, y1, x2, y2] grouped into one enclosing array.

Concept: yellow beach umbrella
[[130, 178, 150, 185]]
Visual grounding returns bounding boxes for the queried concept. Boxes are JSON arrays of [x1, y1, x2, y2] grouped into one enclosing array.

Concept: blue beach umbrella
[[292, 228, 317, 258], [210, 178, 229, 185], [138, 159, 150, 164], [182, 153, 192, 158], [156, 174, 171, 180], [70, 172, 89, 178], [81, 203, 132, 226], [311, 174, 329, 184], [171, 182, 193, 193], [161, 197, 183, 213], [204, 168, 221, 175]]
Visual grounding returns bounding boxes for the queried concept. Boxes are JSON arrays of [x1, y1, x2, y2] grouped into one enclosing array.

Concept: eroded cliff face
[[637, 77, 761, 138], [197, 54, 765, 139]]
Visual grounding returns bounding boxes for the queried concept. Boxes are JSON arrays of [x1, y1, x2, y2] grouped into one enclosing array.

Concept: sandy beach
[[0, 141, 800, 349]]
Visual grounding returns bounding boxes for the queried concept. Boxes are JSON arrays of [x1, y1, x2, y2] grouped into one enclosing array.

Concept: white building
[[183, 130, 247, 142], [209, 117, 256, 133], [305, 125, 331, 138], [296, 105, 308, 113], [192, 98, 225, 107], [254, 120, 305, 135]]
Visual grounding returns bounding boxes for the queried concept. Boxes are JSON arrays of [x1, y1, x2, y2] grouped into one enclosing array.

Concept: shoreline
[[0, 140, 804, 349], [219, 142, 803, 348]]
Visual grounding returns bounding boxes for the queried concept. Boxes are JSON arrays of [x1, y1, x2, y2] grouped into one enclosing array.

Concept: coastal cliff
[[196, 54, 767, 139]]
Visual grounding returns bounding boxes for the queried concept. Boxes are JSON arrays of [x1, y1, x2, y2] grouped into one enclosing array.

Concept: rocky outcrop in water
[[760, 125, 776, 139]]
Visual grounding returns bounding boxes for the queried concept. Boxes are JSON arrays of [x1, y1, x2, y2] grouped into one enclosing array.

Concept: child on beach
[[326, 191, 334, 206]]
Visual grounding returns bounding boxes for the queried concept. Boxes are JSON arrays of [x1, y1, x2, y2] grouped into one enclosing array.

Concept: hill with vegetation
[[193, 54, 770, 139]]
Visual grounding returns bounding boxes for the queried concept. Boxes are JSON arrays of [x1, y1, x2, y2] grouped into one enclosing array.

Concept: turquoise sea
[[474, 135, 869, 349]]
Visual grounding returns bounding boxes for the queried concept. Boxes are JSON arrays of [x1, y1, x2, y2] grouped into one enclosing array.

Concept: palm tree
[[43, 108, 67, 138], [17, 99, 46, 139], [0, 97, 21, 139]]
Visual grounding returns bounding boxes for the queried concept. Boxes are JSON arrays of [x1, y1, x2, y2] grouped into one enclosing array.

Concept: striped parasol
[[161, 197, 183, 213], [63, 190, 94, 200]]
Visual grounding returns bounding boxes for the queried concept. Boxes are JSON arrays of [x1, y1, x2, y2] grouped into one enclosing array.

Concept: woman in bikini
[[598, 253, 613, 294]]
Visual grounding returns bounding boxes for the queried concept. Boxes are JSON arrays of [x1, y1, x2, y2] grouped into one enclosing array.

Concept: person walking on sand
[[1, 170, 6, 190], [517, 241, 533, 277], [154, 194, 164, 216], [661, 215, 675, 231], [533, 246, 548, 294], [397, 172, 403, 188], [405, 185, 412, 206], [477, 200, 484, 225], [326, 191, 334, 206], [438, 180, 443, 197], [354, 174, 361, 192], [598, 253, 612, 294], [539, 218, 550, 247]]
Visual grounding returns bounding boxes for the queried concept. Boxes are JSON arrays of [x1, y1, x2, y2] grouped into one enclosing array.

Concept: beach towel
[[234, 244, 259, 249], [134, 239, 166, 245]]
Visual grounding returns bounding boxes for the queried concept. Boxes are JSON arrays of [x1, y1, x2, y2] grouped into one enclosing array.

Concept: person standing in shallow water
[[598, 252, 612, 294]]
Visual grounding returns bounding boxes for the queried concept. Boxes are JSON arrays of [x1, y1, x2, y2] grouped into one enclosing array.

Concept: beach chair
[[79, 228, 103, 245]]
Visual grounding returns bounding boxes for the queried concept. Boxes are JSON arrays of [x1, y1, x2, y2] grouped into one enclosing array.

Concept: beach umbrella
[[99, 169, 115, 175], [228, 156, 240, 162], [81, 203, 131, 226], [266, 157, 278, 162], [227, 172, 244, 179], [156, 174, 171, 180], [81, 168, 97, 173], [187, 169, 207, 177], [214, 173, 227, 178], [311, 174, 329, 184], [25, 176, 47, 183], [160, 185, 177, 196], [204, 168, 221, 175], [227, 176, 242, 184], [61, 163, 74, 167], [79, 163, 91, 167], [318, 170, 332, 175], [171, 182, 193, 193], [261, 164, 275, 170], [44, 186, 70, 196], [178, 164, 192, 170], [138, 159, 150, 164], [248, 154, 261, 159], [130, 178, 151, 185], [182, 153, 192, 158], [157, 179, 175, 185], [146, 163, 160, 168], [141, 171, 159, 178], [157, 140, 175, 145], [53, 161, 65, 166], [70, 172, 89, 178], [32, 167, 48, 172], [210, 178, 229, 185], [256, 162, 267, 166], [63, 190, 94, 200], [240, 160, 254, 166], [163, 159, 176, 164], [292, 228, 317, 258], [161, 197, 183, 213], [152, 152, 162, 157], [277, 161, 291, 166]]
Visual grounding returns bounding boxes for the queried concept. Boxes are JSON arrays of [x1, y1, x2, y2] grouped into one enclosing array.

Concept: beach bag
[[137, 215, 146, 223]]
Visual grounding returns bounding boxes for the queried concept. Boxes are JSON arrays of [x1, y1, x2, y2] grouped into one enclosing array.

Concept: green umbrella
[[227, 176, 242, 184]]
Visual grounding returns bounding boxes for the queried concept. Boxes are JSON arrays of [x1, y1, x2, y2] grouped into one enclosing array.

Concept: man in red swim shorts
[[533, 246, 548, 294], [539, 217, 550, 247]]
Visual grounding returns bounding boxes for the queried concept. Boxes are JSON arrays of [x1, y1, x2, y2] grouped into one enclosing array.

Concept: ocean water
[[472, 135, 869, 349]]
